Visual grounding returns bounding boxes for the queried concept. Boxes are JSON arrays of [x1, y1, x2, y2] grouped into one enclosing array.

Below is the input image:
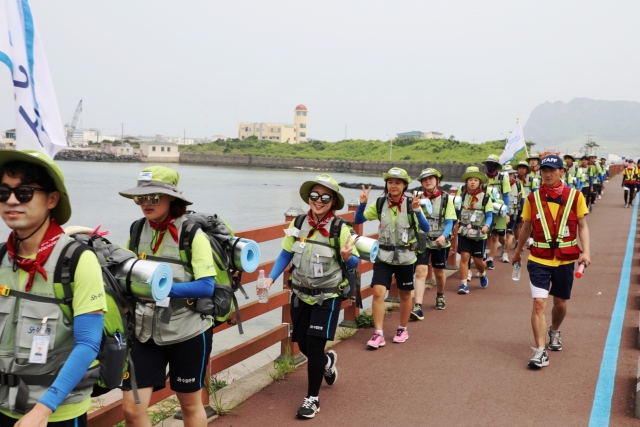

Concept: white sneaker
[[598, 195, 601, 200], [467, 271, 472, 281], [501, 253, 510, 263]]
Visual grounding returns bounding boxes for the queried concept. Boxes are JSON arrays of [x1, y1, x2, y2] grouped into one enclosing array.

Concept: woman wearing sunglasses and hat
[[119, 166, 216, 427], [261, 174, 359, 419]]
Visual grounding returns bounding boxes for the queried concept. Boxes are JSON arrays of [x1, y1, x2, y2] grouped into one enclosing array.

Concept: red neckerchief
[[6, 220, 64, 292], [466, 187, 482, 209], [540, 181, 564, 199], [388, 194, 405, 211], [424, 188, 442, 200], [509, 176, 516, 187], [485, 170, 498, 179], [306, 210, 334, 239], [149, 216, 179, 254], [532, 166, 540, 173], [518, 174, 528, 185]]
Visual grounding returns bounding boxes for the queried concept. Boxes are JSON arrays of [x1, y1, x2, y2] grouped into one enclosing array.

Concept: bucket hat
[[540, 154, 565, 170], [482, 154, 502, 169], [563, 153, 576, 161], [299, 174, 344, 210], [383, 168, 411, 185], [516, 161, 531, 173], [418, 168, 443, 181], [461, 166, 488, 184], [503, 163, 517, 174], [526, 153, 541, 161], [0, 149, 71, 224], [119, 166, 192, 204]]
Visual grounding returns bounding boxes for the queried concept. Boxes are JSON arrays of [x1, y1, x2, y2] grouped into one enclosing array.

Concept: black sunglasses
[[0, 186, 51, 203], [309, 191, 333, 204]]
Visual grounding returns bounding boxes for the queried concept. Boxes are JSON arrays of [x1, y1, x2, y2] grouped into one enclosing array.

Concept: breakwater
[[179, 152, 474, 181], [54, 150, 140, 162]]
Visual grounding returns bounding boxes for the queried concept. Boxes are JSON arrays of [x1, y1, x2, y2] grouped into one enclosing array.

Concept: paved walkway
[[209, 178, 640, 426]]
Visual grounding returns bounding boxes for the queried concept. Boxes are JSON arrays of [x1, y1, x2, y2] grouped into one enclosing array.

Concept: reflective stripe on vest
[[531, 187, 577, 249]]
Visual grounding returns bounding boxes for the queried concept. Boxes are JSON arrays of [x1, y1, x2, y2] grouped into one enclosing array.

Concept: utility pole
[[121, 123, 123, 144]]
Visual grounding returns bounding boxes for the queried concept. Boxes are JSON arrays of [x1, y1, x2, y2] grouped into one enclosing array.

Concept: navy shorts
[[506, 214, 518, 234], [457, 235, 486, 259], [123, 329, 213, 393], [416, 247, 449, 269], [527, 260, 575, 300], [0, 412, 86, 427], [371, 261, 415, 291], [291, 294, 341, 341]]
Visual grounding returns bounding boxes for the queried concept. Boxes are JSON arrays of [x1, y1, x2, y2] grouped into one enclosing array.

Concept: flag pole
[[519, 117, 530, 159]]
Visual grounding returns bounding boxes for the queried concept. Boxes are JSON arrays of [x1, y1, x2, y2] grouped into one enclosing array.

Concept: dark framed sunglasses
[[133, 194, 161, 206], [0, 186, 50, 203], [309, 191, 333, 204]]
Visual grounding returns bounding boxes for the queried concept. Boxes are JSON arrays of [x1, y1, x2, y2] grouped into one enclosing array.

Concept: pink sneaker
[[367, 332, 386, 349], [392, 328, 409, 343]]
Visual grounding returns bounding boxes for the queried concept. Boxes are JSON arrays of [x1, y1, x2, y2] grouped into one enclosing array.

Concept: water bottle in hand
[[257, 270, 268, 303], [512, 263, 521, 281]]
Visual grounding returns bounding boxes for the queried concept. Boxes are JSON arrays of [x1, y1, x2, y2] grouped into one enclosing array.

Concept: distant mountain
[[523, 98, 640, 156]]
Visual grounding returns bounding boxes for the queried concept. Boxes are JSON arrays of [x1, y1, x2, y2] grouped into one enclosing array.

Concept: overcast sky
[[1, 0, 639, 143]]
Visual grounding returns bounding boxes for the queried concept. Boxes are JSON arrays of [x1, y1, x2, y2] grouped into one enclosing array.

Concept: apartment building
[[238, 104, 308, 144]]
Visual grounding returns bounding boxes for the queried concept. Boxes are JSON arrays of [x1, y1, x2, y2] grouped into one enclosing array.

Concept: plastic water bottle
[[512, 263, 521, 281], [257, 270, 268, 303]]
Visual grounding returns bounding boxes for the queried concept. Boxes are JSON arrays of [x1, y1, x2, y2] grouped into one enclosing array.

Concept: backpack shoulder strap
[[53, 240, 90, 320], [0, 243, 6, 264], [179, 218, 200, 267], [405, 196, 416, 230], [128, 218, 146, 254], [482, 191, 491, 208], [376, 197, 385, 220], [291, 214, 306, 242]]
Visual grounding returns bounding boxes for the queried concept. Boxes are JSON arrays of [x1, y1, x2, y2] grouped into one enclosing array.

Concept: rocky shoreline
[[54, 150, 140, 162]]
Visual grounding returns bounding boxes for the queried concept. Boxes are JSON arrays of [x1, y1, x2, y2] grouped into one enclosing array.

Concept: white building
[[140, 142, 179, 163], [396, 131, 444, 140], [238, 104, 308, 144]]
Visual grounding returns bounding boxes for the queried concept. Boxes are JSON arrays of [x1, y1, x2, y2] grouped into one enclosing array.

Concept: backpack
[[375, 195, 417, 229], [129, 213, 249, 334], [292, 215, 362, 308]]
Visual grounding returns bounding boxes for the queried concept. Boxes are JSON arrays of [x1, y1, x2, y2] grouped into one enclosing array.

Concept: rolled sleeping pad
[[113, 259, 173, 301], [352, 234, 379, 263], [419, 198, 433, 215], [453, 196, 462, 211], [492, 202, 508, 218], [229, 237, 261, 273]]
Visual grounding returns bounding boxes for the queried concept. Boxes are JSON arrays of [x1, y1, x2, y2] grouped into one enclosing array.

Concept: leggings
[[581, 187, 591, 207], [297, 335, 328, 397], [624, 183, 636, 205]]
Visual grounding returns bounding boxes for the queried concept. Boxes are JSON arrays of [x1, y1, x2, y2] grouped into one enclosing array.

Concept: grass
[[270, 345, 300, 381], [385, 303, 399, 313], [210, 389, 242, 417], [335, 325, 357, 340], [355, 311, 374, 329]]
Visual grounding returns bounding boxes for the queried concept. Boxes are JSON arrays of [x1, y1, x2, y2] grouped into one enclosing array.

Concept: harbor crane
[[66, 99, 82, 145]]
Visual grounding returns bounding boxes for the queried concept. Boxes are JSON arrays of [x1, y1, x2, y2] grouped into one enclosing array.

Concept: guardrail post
[[340, 203, 362, 328]]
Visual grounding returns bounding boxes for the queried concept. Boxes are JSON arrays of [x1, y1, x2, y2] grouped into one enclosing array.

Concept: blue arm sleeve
[[39, 313, 103, 412], [502, 193, 510, 208], [268, 249, 294, 281], [354, 203, 367, 224], [589, 176, 593, 186], [442, 219, 453, 237], [345, 255, 359, 269], [415, 209, 430, 232], [168, 276, 214, 298], [484, 211, 493, 227]]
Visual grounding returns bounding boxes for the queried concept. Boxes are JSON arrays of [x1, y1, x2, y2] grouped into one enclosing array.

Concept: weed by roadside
[[385, 303, 399, 313], [336, 325, 356, 340], [355, 311, 374, 328], [270, 345, 299, 381], [210, 389, 243, 416]]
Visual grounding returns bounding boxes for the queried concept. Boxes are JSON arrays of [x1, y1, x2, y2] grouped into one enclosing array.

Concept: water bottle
[[257, 270, 268, 303], [512, 263, 521, 281]]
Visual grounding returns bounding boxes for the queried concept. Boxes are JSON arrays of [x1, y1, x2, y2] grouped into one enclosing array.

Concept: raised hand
[[412, 191, 421, 211], [340, 235, 354, 261], [360, 185, 371, 204]]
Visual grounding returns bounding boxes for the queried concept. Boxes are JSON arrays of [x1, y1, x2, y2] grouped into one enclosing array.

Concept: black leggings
[[624, 184, 636, 204], [297, 335, 328, 397]]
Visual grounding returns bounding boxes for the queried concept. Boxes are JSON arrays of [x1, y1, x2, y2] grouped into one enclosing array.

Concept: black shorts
[[371, 261, 415, 291], [457, 235, 486, 259], [491, 228, 506, 237], [291, 294, 341, 342], [527, 260, 575, 300], [122, 329, 213, 393], [506, 214, 518, 234], [0, 412, 87, 427], [581, 187, 591, 200], [416, 247, 449, 269]]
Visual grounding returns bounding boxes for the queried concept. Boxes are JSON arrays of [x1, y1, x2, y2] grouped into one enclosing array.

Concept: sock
[[415, 303, 422, 308], [308, 395, 319, 402], [481, 272, 486, 277], [486, 257, 494, 262], [375, 329, 383, 336], [325, 355, 332, 369], [437, 293, 444, 297], [398, 325, 407, 330]]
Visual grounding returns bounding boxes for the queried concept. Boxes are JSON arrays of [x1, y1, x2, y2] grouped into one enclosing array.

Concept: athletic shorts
[[506, 214, 518, 234], [416, 247, 449, 269], [291, 294, 341, 342], [491, 228, 506, 237], [457, 235, 486, 259], [527, 260, 575, 300], [371, 261, 415, 291], [0, 412, 86, 427], [122, 329, 213, 393]]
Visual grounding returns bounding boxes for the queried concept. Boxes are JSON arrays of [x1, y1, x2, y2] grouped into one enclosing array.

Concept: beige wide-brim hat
[[299, 174, 345, 210], [0, 149, 71, 224], [119, 166, 193, 204]]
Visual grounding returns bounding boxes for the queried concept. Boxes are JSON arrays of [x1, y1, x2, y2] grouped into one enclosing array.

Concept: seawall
[[55, 150, 140, 163]]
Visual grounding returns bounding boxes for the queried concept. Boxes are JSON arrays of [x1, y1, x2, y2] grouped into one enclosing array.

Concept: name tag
[[313, 263, 324, 277], [29, 335, 50, 364], [470, 213, 477, 222]]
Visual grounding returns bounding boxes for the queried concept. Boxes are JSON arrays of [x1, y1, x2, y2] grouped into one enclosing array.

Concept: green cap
[[563, 153, 576, 160], [299, 174, 344, 210], [418, 168, 443, 181], [461, 166, 488, 184], [527, 152, 541, 161], [383, 167, 411, 184], [0, 149, 71, 225], [516, 161, 531, 173], [119, 166, 192, 204], [482, 154, 502, 168], [503, 163, 517, 173]]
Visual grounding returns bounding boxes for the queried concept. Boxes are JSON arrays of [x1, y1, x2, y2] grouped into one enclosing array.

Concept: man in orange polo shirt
[[512, 154, 591, 369]]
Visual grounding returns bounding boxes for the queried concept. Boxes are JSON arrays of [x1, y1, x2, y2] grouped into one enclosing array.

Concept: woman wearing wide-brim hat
[[262, 173, 359, 419], [354, 168, 429, 349], [120, 166, 216, 427]]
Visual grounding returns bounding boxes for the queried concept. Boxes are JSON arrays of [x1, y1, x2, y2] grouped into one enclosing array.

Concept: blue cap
[[540, 154, 565, 169]]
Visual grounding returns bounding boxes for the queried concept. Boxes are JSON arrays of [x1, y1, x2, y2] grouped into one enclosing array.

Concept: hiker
[[120, 166, 216, 427], [482, 155, 511, 267], [355, 168, 429, 348], [512, 154, 591, 369], [578, 155, 593, 211], [514, 161, 535, 249], [261, 174, 359, 419], [411, 168, 457, 318], [0, 150, 106, 426], [503, 164, 523, 263], [622, 159, 638, 208], [562, 154, 578, 188], [528, 153, 541, 180], [588, 155, 601, 206]]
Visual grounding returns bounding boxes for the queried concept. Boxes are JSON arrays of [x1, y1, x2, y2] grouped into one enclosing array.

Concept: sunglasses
[[309, 191, 333, 204], [133, 194, 161, 206], [0, 186, 50, 203]]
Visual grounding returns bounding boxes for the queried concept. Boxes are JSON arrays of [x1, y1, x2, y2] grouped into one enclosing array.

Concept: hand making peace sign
[[340, 234, 355, 261], [412, 191, 421, 211], [360, 185, 371, 204]]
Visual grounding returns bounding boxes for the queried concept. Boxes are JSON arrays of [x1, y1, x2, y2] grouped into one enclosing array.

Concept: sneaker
[[297, 396, 320, 419], [486, 260, 495, 270], [467, 270, 472, 281], [598, 194, 602, 200], [410, 304, 424, 321], [367, 332, 386, 349], [528, 347, 549, 369], [480, 274, 489, 288], [435, 294, 446, 310], [458, 284, 469, 294], [501, 253, 510, 263], [323, 350, 338, 385], [392, 328, 409, 343], [548, 329, 562, 351]]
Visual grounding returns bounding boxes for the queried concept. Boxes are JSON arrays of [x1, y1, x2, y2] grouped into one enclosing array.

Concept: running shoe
[[410, 304, 425, 321], [392, 328, 409, 343], [458, 284, 469, 294], [598, 194, 602, 200], [324, 350, 338, 385], [297, 396, 320, 419], [480, 274, 489, 288], [435, 294, 446, 310], [467, 270, 472, 281], [528, 347, 549, 369], [367, 332, 386, 349], [486, 260, 495, 270], [547, 328, 562, 351], [501, 253, 510, 263]]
